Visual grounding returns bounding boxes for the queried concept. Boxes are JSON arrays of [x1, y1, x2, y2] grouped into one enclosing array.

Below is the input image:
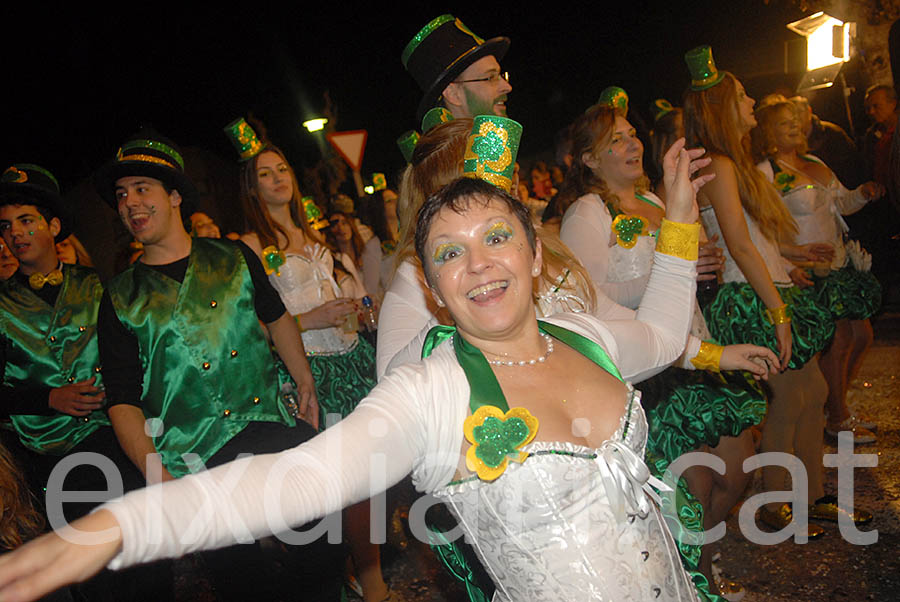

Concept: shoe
[[850, 411, 877, 431], [758, 504, 825, 539], [808, 495, 873, 526], [825, 415, 877, 444], [711, 563, 745, 602]]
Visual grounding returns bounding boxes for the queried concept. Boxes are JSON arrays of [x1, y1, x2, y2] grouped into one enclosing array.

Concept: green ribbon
[[421, 320, 623, 416]]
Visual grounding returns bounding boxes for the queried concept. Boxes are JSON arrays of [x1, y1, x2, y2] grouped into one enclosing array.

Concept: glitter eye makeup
[[433, 242, 464, 265], [484, 221, 513, 245]]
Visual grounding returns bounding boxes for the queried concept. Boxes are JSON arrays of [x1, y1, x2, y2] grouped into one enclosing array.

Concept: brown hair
[[326, 211, 366, 269], [683, 72, 797, 243], [239, 146, 324, 250], [555, 105, 649, 219], [750, 95, 808, 162], [649, 108, 684, 189], [0, 444, 43, 550]]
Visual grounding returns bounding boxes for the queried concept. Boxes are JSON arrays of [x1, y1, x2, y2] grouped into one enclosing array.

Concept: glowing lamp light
[[303, 118, 328, 133], [787, 12, 851, 71], [364, 186, 375, 194]]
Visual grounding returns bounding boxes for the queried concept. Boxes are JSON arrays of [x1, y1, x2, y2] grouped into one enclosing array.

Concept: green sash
[[107, 238, 293, 477], [0, 264, 108, 454]]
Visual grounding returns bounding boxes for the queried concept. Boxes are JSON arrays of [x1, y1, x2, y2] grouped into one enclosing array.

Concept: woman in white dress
[[752, 96, 884, 443], [0, 143, 740, 602]]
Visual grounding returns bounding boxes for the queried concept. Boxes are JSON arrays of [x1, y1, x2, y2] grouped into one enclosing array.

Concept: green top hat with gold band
[[371, 173, 387, 192], [303, 196, 329, 230], [402, 14, 510, 122], [224, 117, 264, 161], [94, 129, 198, 214], [462, 115, 522, 193], [651, 98, 676, 122], [397, 130, 420, 164], [597, 86, 629, 114], [0, 163, 71, 241], [685, 45, 725, 91], [421, 107, 454, 134]]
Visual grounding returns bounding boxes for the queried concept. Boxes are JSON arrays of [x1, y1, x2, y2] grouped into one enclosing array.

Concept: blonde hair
[[750, 94, 808, 162], [395, 119, 597, 313], [684, 73, 796, 243], [0, 444, 43, 550]]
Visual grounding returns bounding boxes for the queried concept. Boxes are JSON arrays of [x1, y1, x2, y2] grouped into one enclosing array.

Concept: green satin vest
[[0, 264, 109, 454], [106, 238, 294, 477]]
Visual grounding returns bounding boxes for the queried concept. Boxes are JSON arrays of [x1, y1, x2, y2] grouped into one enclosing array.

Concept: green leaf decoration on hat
[[421, 107, 454, 133], [223, 117, 264, 162], [371, 173, 387, 192], [685, 45, 725, 91], [651, 99, 675, 122], [462, 116, 523, 193], [303, 196, 329, 230], [612, 214, 650, 248], [597, 86, 629, 114], [397, 130, 420, 164]]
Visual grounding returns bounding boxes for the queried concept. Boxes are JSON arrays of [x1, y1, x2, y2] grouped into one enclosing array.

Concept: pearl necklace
[[485, 333, 554, 367]]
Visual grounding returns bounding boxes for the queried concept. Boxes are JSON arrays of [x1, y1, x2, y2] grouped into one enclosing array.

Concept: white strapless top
[[701, 206, 792, 287], [267, 243, 357, 355], [433, 388, 698, 602]]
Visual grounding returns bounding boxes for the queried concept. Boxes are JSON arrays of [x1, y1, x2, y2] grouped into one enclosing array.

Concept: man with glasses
[[402, 14, 512, 122]]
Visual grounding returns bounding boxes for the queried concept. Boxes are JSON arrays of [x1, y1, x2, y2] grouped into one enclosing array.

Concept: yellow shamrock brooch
[[464, 406, 539, 481], [611, 214, 649, 249], [262, 245, 286, 276]]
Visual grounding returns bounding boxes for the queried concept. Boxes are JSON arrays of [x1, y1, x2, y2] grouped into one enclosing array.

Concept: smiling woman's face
[[425, 195, 541, 344]]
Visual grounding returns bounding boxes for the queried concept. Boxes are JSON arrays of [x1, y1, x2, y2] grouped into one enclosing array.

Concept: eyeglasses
[[454, 71, 510, 85]]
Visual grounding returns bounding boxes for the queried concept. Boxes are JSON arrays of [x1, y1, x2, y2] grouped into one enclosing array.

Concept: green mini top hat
[[462, 115, 522, 193], [223, 117, 264, 161], [651, 98, 676, 122], [0, 163, 71, 241], [94, 128, 198, 214], [371, 173, 387, 192], [397, 130, 420, 164], [303, 196, 329, 230], [421, 107, 454, 133], [402, 14, 510, 122], [597, 86, 629, 114], [685, 45, 725, 91]]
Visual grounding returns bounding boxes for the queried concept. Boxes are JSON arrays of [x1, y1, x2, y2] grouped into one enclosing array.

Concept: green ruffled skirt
[[309, 337, 377, 430], [703, 283, 835, 370], [812, 265, 881, 321], [641, 367, 766, 466]]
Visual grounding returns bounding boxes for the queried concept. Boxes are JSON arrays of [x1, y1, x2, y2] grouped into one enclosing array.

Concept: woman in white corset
[[0, 143, 734, 602], [752, 95, 884, 444]]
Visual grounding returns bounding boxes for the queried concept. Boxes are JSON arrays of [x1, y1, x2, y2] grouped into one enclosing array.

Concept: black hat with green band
[[0, 163, 71, 241], [402, 14, 510, 122]]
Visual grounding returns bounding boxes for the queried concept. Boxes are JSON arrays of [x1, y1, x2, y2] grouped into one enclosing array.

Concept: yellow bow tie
[[29, 269, 64, 290]]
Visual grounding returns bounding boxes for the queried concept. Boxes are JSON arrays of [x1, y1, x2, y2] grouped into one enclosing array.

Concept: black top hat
[[93, 128, 198, 215], [402, 14, 510, 122], [0, 163, 71, 241]]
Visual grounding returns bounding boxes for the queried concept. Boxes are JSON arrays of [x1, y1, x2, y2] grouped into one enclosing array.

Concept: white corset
[[701, 206, 792, 287]]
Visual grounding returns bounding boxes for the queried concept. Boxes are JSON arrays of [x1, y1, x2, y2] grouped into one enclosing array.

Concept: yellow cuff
[[766, 304, 791, 325], [656, 219, 700, 261], [690, 341, 724, 372]]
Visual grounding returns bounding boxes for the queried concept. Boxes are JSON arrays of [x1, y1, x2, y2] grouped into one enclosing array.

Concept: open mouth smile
[[467, 280, 509, 302]]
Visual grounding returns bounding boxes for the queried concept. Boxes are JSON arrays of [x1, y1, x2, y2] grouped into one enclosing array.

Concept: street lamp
[[303, 118, 328, 133]]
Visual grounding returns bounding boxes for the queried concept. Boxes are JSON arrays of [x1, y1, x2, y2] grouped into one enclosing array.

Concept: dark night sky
[[5, 2, 861, 194]]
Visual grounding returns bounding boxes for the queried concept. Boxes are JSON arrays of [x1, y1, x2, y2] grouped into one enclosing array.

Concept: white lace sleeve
[[376, 260, 439, 380], [560, 195, 613, 294]]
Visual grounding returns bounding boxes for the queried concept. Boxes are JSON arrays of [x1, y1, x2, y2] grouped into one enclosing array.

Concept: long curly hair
[[750, 94, 808, 162], [683, 73, 796, 243], [394, 119, 597, 313], [0, 444, 43, 550], [555, 105, 650, 219], [239, 146, 324, 250]]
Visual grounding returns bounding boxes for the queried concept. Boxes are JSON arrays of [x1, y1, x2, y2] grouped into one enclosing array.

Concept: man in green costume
[[93, 130, 342, 600]]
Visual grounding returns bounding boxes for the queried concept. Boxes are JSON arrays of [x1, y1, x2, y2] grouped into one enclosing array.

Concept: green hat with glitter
[[371, 173, 387, 192], [651, 99, 676, 122], [0, 163, 71, 241], [685, 45, 725, 91], [402, 14, 510, 122], [397, 130, 420, 163], [462, 115, 522, 193], [421, 107, 454, 133], [223, 117, 265, 161], [303, 196, 329, 230], [597, 86, 629, 114]]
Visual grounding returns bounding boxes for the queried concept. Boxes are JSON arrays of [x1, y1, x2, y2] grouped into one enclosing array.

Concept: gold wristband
[[295, 314, 305, 332], [656, 219, 700, 261], [765, 304, 791, 325], [690, 341, 724, 372]]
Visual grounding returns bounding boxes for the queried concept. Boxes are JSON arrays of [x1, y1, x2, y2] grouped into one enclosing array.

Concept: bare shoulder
[[240, 232, 263, 257]]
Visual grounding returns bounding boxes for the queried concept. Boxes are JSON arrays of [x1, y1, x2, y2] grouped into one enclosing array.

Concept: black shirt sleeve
[[234, 240, 287, 324], [0, 337, 54, 417], [98, 291, 144, 409]]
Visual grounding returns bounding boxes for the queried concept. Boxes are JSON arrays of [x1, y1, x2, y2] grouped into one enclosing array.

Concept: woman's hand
[[788, 267, 814, 288], [697, 234, 724, 281], [300, 298, 356, 330], [662, 138, 714, 224], [774, 321, 792, 367], [719, 344, 781, 379], [782, 242, 833, 264], [858, 181, 885, 201], [0, 510, 122, 602]]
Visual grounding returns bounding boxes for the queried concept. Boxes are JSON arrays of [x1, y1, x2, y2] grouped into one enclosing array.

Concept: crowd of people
[[0, 13, 898, 602]]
